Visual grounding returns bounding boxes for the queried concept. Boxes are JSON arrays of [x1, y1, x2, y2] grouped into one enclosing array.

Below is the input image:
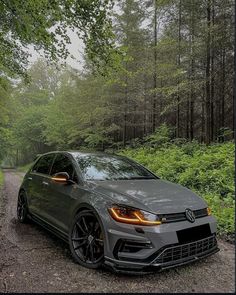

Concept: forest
[[0, 0, 234, 236]]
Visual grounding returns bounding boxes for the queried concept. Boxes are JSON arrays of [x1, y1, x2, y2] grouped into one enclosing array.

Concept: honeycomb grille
[[154, 235, 217, 264]]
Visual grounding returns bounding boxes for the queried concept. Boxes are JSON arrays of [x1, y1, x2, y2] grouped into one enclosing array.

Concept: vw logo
[[185, 208, 195, 223]]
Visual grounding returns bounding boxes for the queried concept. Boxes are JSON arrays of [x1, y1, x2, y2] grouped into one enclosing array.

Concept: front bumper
[[103, 215, 219, 274], [104, 235, 219, 274]]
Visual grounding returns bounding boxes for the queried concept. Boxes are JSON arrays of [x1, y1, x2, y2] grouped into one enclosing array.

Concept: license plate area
[[177, 224, 211, 244]]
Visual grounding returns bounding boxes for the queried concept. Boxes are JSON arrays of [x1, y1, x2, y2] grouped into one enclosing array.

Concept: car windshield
[[76, 154, 157, 181]]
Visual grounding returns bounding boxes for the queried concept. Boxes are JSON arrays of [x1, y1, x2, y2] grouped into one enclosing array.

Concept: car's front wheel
[[69, 210, 104, 269], [17, 191, 29, 223]]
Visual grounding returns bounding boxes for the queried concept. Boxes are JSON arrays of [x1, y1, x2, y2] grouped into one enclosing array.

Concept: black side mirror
[[52, 172, 70, 183]]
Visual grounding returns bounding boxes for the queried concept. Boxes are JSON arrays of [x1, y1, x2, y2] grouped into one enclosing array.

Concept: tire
[[69, 210, 104, 269], [17, 191, 29, 223]]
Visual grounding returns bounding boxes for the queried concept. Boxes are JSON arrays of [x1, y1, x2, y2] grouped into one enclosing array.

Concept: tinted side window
[[50, 154, 76, 181], [32, 154, 55, 175]]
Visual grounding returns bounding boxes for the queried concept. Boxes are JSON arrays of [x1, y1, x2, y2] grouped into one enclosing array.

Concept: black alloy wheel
[[17, 191, 29, 223], [69, 210, 104, 269]]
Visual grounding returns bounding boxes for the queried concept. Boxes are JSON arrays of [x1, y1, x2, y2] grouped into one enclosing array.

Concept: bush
[[204, 193, 234, 235], [120, 141, 235, 236], [145, 123, 174, 147]]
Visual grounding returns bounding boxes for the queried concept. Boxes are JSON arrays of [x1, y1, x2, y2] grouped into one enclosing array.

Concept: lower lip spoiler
[[104, 247, 220, 275], [155, 247, 220, 270]]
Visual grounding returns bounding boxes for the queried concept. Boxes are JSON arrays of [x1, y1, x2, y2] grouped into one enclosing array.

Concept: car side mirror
[[52, 172, 70, 183]]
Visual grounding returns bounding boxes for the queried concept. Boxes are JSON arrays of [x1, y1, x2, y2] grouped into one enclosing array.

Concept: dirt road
[[0, 170, 235, 293]]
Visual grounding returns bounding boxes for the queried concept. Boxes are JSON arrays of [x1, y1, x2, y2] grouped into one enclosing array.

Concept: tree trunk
[[210, 0, 215, 141], [189, 0, 195, 141], [152, 0, 158, 132], [143, 80, 147, 137], [205, 0, 211, 144], [123, 105, 127, 147], [201, 95, 205, 143], [220, 4, 226, 134], [176, 0, 182, 138], [186, 100, 189, 139], [123, 67, 128, 147], [221, 48, 225, 134]]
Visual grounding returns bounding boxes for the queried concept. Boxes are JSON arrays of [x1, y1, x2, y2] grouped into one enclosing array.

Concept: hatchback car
[[17, 151, 219, 273]]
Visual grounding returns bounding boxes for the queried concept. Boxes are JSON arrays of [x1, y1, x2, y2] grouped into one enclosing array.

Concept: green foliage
[[17, 163, 33, 173], [0, 0, 114, 78], [120, 141, 235, 235], [13, 105, 48, 148], [145, 123, 174, 146], [42, 71, 114, 150], [0, 77, 13, 162], [1, 60, 63, 165], [204, 193, 234, 235]]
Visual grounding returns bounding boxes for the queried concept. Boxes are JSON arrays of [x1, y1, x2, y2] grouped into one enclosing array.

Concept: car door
[[45, 153, 80, 233], [27, 153, 56, 219]]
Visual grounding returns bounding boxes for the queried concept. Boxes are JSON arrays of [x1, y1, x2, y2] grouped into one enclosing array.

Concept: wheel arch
[[72, 203, 104, 228], [18, 187, 26, 197], [71, 202, 108, 252], [18, 188, 30, 210]]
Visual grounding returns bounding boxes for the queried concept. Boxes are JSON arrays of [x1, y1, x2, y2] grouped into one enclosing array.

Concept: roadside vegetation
[[17, 163, 33, 173], [120, 128, 234, 238]]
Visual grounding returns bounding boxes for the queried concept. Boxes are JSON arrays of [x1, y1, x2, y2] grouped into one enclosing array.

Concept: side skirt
[[28, 213, 69, 243]]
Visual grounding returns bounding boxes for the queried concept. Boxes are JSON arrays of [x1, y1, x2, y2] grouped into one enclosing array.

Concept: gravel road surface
[[0, 170, 235, 293]]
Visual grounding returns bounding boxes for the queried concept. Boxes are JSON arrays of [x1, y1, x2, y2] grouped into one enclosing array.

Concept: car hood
[[91, 179, 207, 214]]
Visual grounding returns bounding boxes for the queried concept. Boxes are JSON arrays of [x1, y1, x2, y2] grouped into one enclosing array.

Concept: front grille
[[161, 212, 186, 222], [194, 208, 209, 218], [154, 235, 217, 265], [160, 208, 208, 223]]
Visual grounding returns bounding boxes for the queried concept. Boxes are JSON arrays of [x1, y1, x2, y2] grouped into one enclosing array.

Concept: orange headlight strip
[[51, 177, 67, 182], [109, 207, 161, 226]]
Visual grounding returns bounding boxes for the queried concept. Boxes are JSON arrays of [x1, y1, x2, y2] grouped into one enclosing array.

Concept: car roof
[[69, 151, 121, 158], [37, 150, 123, 159]]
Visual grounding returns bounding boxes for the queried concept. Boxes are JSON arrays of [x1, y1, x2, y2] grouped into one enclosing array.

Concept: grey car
[[17, 151, 219, 274]]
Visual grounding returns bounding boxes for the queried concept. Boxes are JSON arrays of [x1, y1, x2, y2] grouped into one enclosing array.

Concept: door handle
[[28, 177, 32, 181], [42, 181, 49, 186]]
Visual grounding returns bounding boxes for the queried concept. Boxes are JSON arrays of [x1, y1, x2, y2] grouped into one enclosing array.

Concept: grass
[[120, 141, 235, 237]]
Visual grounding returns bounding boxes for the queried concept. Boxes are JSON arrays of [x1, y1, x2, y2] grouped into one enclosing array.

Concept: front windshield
[[76, 154, 157, 181]]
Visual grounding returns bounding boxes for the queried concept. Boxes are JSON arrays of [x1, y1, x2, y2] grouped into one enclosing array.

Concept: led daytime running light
[[109, 207, 161, 226]]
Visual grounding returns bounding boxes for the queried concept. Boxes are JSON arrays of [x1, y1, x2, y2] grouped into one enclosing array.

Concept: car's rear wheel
[[69, 210, 104, 269], [17, 191, 29, 223]]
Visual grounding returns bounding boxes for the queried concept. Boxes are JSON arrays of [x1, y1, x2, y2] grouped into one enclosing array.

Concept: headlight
[[108, 205, 161, 226]]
